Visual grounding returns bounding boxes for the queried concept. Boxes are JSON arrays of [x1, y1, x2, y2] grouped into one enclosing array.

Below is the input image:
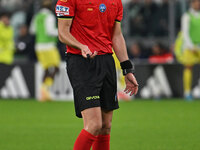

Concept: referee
[[55, 0, 138, 150]]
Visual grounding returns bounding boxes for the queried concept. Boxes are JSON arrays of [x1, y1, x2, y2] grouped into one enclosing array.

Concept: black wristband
[[120, 60, 135, 75], [120, 60, 133, 69]]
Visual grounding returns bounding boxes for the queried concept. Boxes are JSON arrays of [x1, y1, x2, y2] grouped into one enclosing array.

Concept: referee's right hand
[[81, 45, 98, 59]]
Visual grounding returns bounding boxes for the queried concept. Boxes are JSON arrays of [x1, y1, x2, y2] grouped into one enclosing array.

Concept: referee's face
[[192, 0, 200, 11]]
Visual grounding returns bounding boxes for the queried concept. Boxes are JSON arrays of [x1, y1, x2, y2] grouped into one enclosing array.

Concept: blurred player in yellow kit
[[0, 12, 15, 65], [30, 0, 60, 101], [175, 0, 200, 100]]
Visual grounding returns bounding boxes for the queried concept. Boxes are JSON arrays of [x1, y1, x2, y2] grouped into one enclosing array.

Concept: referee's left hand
[[124, 73, 139, 96]]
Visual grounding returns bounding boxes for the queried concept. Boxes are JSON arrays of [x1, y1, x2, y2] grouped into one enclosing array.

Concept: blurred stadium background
[[1, 0, 200, 100], [0, 0, 200, 150]]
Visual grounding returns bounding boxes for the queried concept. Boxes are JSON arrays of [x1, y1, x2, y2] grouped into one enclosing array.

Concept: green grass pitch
[[0, 99, 200, 150]]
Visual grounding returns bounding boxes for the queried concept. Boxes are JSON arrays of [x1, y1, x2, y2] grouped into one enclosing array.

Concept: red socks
[[73, 129, 110, 150], [92, 134, 110, 150], [73, 129, 97, 150]]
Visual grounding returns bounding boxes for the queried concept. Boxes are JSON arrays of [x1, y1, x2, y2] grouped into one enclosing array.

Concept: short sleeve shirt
[[55, 0, 123, 55]]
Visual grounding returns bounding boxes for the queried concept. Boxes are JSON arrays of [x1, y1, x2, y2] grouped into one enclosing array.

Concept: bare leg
[[81, 107, 102, 136], [92, 110, 113, 150], [73, 107, 102, 150], [100, 110, 113, 135]]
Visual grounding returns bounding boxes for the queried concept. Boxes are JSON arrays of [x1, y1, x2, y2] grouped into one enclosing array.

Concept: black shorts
[[66, 53, 119, 118]]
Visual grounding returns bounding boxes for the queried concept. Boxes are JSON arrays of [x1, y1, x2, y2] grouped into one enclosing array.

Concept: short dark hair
[[0, 11, 11, 19], [41, 0, 52, 9]]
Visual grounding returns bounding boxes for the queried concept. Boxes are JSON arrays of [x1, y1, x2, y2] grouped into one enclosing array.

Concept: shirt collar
[[189, 8, 200, 17], [40, 8, 52, 14]]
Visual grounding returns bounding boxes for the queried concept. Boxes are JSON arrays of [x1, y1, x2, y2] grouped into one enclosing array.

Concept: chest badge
[[99, 4, 106, 13]]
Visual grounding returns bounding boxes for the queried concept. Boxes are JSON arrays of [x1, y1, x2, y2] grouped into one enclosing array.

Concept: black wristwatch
[[120, 60, 135, 76]]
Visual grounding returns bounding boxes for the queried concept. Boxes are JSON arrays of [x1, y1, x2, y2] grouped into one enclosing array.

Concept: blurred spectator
[[11, 11, 26, 40], [0, 12, 15, 65], [128, 42, 150, 61], [128, 0, 169, 37], [175, 0, 184, 34], [127, 0, 144, 36], [154, 0, 169, 36], [139, 0, 159, 36], [0, 0, 23, 12], [15, 24, 36, 61], [26, 0, 39, 26], [149, 43, 173, 63]]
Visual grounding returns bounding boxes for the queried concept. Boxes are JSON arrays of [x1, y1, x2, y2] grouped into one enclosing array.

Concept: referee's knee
[[84, 120, 102, 135], [100, 121, 112, 135]]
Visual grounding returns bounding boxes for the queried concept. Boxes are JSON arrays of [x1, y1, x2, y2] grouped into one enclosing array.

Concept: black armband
[[120, 60, 135, 76]]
